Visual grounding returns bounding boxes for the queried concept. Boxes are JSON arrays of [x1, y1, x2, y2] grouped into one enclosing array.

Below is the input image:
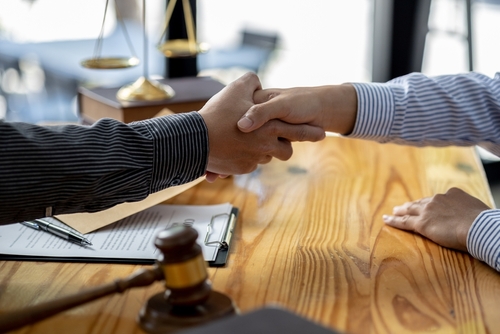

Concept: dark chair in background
[[197, 29, 280, 77]]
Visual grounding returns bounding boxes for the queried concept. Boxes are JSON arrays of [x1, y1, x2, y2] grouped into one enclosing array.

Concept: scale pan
[[81, 57, 140, 69], [158, 39, 209, 58]]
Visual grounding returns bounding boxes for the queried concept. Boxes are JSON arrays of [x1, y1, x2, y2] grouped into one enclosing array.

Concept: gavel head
[[154, 225, 211, 307]]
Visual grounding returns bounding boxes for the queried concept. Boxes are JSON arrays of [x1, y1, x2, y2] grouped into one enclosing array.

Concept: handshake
[[196, 71, 499, 267], [198, 72, 358, 182]]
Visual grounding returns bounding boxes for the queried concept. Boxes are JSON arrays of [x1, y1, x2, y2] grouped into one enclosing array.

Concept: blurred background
[[1, 0, 499, 195], [2, 0, 499, 122]]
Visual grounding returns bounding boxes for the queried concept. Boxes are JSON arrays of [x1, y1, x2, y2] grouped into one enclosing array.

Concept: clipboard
[[0, 203, 238, 267]]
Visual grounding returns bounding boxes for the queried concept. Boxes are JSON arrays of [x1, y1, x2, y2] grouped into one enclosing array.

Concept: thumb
[[238, 88, 285, 133], [237, 103, 280, 133]]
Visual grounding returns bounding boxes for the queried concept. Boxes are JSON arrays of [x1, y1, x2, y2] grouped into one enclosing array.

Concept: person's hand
[[382, 187, 490, 252], [237, 84, 358, 135], [199, 73, 326, 181], [205, 172, 228, 183]]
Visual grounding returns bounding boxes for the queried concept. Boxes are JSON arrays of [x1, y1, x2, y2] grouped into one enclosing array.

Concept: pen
[[21, 219, 92, 246]]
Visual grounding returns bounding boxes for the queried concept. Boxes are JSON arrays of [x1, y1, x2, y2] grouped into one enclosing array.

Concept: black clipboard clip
[[204, 207, 238, 267]]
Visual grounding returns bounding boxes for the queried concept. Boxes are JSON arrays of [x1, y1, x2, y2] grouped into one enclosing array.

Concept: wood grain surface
[[1, 137, 498, 334]]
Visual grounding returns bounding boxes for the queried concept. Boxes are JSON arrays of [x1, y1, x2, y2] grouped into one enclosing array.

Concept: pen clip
[[21, 221, 40, 230]]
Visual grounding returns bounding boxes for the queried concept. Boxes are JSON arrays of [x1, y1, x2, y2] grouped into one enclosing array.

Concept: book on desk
[[178, 307, 341, 334], [78, 76, 225, 123]]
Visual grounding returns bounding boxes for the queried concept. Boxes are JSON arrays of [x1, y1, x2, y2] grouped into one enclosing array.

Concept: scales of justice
[[80, 0, 209, 102]]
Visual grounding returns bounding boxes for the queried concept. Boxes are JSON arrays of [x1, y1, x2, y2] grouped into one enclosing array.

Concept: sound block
[[138, 290, 237, 334]]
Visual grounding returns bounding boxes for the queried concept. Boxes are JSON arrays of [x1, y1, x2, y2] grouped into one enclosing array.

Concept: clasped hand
[[198, 72, 325, 182]]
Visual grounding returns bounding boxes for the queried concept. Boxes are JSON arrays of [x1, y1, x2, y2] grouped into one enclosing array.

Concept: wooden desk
[[1, 137, 499, 333]]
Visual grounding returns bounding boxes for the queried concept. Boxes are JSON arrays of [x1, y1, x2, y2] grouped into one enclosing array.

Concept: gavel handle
[[0, 266, 164, 333]]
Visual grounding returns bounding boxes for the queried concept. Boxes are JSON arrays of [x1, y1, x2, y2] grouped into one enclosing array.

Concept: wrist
[[322, 84, 357, 134], [457, 223, 471, 252]]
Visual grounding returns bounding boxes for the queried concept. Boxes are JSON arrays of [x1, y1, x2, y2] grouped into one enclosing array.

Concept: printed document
[[0, 203, 233, 263]]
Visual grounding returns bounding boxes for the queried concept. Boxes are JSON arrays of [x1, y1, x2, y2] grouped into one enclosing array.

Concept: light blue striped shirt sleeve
[[468, 210, 500, 271], [349, 71, 500, 271], [0, 111, 208, 225]]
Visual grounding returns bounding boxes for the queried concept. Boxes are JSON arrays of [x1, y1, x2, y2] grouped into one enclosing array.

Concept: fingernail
[[382, 215, 392, 223], [392, 206, 401, 213], [237, 116, 253, 130]]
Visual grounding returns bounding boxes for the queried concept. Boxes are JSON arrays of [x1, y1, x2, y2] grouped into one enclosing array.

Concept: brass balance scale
[[80, 0, 209, 102]]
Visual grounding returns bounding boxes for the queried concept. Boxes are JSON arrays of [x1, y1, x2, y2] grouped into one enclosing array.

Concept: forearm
[[348, 72, 500, 151], [0, 112, 208, 224], [307, 84, 358, 135], [467, 209, 500, 272]]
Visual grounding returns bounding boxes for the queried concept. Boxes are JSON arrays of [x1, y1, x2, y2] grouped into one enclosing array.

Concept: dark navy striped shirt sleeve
[[348, 71, 500, 271], [0, 111, 208, 225]]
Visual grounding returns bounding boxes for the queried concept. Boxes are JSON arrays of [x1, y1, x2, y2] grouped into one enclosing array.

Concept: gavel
[[0, 225, 237, 333]]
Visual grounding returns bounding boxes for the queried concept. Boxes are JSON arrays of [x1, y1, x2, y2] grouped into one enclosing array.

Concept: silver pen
[[21, 219, 92, 246]]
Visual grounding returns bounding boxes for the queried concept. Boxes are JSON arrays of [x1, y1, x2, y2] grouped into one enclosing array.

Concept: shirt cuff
[[347, 82, 395, 140], [133, 111, 209, 193], [467, 209, 500, 271]]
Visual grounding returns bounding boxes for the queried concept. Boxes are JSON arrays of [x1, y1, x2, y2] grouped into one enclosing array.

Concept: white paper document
[[0, 203, 234, 264]]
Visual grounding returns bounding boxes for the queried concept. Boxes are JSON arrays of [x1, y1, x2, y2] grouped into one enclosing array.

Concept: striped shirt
[[0, 111, 208, 225], [350, 71, 500, 271]]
